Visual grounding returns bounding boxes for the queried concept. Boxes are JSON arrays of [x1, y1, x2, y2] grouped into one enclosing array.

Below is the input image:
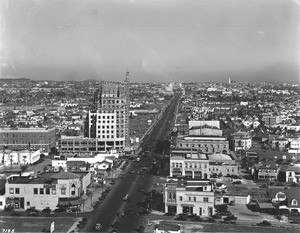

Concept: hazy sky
[[1, 0, 299, 83]]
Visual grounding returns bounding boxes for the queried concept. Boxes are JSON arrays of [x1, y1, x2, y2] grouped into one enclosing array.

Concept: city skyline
[[1, 0, 299, 83]]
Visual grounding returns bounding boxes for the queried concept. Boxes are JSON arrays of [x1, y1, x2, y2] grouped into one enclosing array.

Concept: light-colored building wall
[[5, 172, 91, 210], [174, 136, 230, 154], [164, 180, 215, 217], [52, 160, 67, 171], [0, 195, 6, 210], [0, 149, 41, 166]]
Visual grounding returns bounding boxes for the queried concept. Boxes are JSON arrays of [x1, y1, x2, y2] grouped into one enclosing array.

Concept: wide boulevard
[[81, 94, 180, 232]]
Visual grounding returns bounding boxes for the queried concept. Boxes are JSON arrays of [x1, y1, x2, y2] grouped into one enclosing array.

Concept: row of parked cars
[[169, 211, 238, 224]]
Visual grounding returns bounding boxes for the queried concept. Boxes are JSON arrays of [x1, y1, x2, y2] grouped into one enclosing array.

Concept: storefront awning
[[69, 200, 80, 206], [166, 203, 178, 206], [181, 204, 194, 207], [57, 201, 69, 206]]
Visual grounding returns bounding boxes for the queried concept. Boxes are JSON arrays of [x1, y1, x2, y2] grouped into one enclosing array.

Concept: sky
[[0, 0, 299, 83]]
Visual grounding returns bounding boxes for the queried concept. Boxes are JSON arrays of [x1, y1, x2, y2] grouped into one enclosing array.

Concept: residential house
[[272, 138, 289, 151], [269, 186, 300, 214]]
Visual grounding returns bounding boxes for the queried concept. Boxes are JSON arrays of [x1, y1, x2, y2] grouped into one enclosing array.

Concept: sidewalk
[[80, 160, 128, 213]]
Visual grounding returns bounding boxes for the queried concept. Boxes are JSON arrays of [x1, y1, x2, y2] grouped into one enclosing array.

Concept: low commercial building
[[0, 149, 41, 166], [66, 152, 118, 166], [4, 171, 91, 210], [164, 178, 215, 216], [59, 136, 125, 155], [170, 150, 238, 179], [172, 136, 230, 154]]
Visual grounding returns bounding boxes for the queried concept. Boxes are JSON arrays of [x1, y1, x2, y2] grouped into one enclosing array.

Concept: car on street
[[95, 223, 102, 231]]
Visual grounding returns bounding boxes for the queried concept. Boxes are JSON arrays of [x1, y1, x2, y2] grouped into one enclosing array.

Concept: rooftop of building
[[183, 135, 226, 140], [166, 178, 211, 189], [231, 130, 251, 136], [7, 171, 88, 184], [207, 153, 233, 161], [0, 127, 55, 132]]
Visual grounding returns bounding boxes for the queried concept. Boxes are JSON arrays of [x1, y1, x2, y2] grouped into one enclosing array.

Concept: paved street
[[80, 162, 157, 232]]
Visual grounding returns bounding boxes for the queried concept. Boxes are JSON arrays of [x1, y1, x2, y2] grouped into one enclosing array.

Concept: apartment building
[[286, 162, 300, 183], [170, 150, 210, 179], [262, 113, 282, 128], [164, 178, 215, 216], [84, 83, 129, 151], [231, 131, 252, 151], [0, 127, 56, 153], [5, 171, 91, 210], [257, 161, 280, 180]]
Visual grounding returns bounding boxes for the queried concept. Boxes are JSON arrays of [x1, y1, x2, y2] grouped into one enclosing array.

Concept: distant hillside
[[0, 78, 31, 81]]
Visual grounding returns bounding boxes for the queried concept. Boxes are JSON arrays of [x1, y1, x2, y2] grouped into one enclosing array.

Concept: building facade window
[[15, 188, 20, 194], [34, 188, 38, 195], [203, 197, 209, 202], [46, 188, 50, 195], [61, 188, 66, 195], [40, 188, 44, 195], [9, 188, 14, 194]]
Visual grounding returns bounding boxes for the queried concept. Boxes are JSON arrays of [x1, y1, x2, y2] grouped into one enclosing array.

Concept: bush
[[257, 220, 271, 226]]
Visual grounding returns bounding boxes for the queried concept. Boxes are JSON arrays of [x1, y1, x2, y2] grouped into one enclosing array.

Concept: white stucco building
[[164, 179, 215, 217]]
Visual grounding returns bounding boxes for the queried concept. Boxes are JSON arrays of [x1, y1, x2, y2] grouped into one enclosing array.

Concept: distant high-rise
[[228, 78, 231, 85], [85, 75, 130, 151]]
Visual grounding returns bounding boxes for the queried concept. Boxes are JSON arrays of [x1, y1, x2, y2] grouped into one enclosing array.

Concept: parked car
[[176, 213, 188, 220], [224, 215, 237, 221], [212, 214, 222, 219], [11, 211, 22, 216], [164, 212, 176, 216]]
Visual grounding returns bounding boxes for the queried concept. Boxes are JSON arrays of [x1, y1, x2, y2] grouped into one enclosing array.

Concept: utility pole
[[124, 68, 130, 148], [10, 152, 13, 171]]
